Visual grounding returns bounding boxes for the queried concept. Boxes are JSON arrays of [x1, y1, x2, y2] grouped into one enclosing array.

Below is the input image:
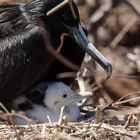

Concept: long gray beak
[[67, 24, 112, 79], [61, 93, 87, 106]]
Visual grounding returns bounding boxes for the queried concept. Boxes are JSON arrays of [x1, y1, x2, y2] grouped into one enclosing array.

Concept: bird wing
[[0, 4, 55, 106]]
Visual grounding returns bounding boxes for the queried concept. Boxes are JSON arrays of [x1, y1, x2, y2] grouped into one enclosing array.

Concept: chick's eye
[[63, 94, 67, 98], [54, 101, 58, 105]]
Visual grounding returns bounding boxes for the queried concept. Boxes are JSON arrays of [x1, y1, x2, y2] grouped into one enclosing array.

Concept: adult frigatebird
[[0, 0, 112, 108]]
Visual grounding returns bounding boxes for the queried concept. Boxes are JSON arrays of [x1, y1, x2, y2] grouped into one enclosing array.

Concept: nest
[[0, 94, 140, 140]]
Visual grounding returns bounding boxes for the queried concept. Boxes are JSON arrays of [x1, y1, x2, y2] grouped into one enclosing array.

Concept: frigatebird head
[[43, 0, 112, 78], [40, 0, 112, 78]]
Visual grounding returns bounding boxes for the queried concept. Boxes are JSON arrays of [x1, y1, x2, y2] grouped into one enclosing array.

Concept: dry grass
[[0, 93, 140, 140]]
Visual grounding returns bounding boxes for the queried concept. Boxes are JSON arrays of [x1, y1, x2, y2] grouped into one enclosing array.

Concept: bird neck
[[64, 104, 80, 121], [45, 103, 61, 113]]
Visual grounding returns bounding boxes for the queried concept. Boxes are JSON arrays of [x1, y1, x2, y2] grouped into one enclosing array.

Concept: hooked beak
[[61, 93, 88, 106], [67, 24, 112, 79]]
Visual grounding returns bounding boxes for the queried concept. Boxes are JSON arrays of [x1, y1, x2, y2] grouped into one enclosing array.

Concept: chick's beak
[[67, 24, 112, 79], [61, 93, 87, 106]]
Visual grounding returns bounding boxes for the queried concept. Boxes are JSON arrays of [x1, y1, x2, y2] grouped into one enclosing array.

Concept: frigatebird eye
[[61, 12, 72, 22], [63, 94, 67, 98], [59, 4, 79, 26]]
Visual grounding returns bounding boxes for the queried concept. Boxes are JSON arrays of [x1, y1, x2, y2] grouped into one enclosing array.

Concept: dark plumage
[[0, 0, 112, 108]]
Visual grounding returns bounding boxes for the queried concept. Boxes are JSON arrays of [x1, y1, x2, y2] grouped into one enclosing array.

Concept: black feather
[[25, 91, 45, 106], [0, 0, 86, 108], [0, 26, 54, 106], [18, 101, 33, 111], [25, 83, 49, 106]]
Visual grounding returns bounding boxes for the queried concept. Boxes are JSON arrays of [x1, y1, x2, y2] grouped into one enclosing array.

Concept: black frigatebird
[[0, 0, 112, 108]]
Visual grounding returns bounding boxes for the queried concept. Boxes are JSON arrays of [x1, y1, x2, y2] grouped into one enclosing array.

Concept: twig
[[110, 17, 137, 48], [88, 0, 112, 25], [40, 26, 80, 71], [0, 103, 15, 125], [47, 0, 70, 16], [115, 96, 140, 105], [47, 0, 76, 19], [112, 73, 140, 79], [94, 106, 103, 123], [77, 72, 87, 92], [58, 106, 65, 125], [56, 72, 77, 79], [115, 91, 140, 103], [124, 115, 133, 129], [123, 0, 140, 17], [47, 116, 53, 125], [109, 106, 140, 116], [0, 103, 21, 139]]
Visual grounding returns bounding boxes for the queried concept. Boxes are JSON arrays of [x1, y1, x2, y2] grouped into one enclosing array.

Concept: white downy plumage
[[12, 82, 86, 124]]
